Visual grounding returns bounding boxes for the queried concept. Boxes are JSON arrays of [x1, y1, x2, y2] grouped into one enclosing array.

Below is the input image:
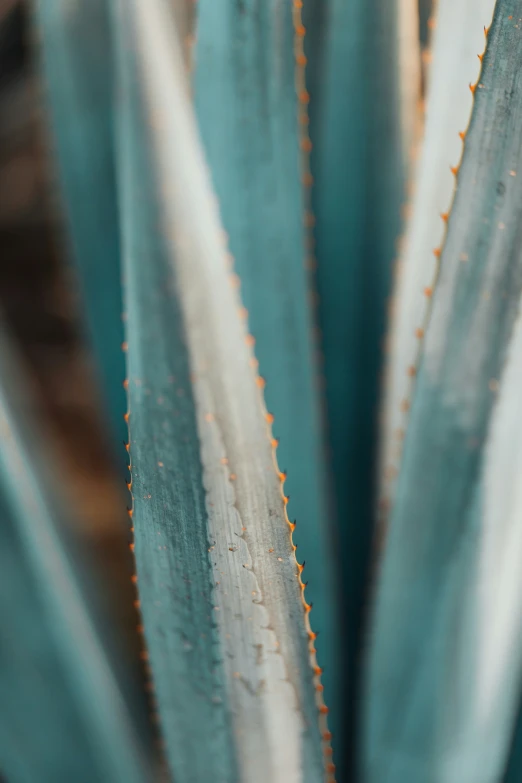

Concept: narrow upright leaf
[[380, 0, 496, 515], [304, 0, 407, 763], [112, 2, 329, 780], [192, 0, 341, 738], [34, 0, 126, 459], [364, 5, 522, 782], [0, 325, 147, 783], [504, 702, 522, 783], [418, 0, 435, 49]]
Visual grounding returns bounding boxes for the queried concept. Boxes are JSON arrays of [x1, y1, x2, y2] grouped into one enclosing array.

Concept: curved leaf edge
[[378, 21, 491, 531], [120, 0, 335, 776]]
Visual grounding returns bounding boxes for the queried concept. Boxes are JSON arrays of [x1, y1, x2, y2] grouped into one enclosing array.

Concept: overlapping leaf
[[304, 1, 409, 767], [0, 325, 148, 783], [364, 5, 522, 782], [112, 1, 329, 780], [34, 0, 126, 459], [192, 0, 341, 740], [380, 0, 496, 516], [418, 0, 435, 49]]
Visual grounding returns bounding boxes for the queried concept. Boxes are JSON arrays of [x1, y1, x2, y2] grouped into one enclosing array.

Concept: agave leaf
[[379, 0, 496, 516], [192, 0, 341, 739], [304, 0, 409, 760], [418, 0, 435, 49], [363, 4, 522, 781], [0, 325, 148, 782], [34, 0, 126, 460], [504, 702, 522, 783], [112, 1, 329, 780]]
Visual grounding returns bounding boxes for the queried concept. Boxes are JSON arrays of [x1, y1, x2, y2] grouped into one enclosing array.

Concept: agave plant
[[3, 0, 522, 780]]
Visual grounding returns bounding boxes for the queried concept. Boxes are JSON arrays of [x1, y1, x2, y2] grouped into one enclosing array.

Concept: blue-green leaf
[[112, 1, 329, 780], [363, 4, 522, 781], [304, 0, 408, 761], [419, 0, 434, 48], [504, 701, 522, 783], [0, 325, 148, 783], [34, 0, 126, 460], [192, 0, 341, 743], [380, 0, 496, 518]]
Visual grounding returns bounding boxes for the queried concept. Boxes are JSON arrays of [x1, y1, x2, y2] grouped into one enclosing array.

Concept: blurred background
[[0, 0, 143, 689]]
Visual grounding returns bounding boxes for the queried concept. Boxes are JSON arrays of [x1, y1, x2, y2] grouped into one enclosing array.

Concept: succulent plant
[[3, 0, 522, 781]]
